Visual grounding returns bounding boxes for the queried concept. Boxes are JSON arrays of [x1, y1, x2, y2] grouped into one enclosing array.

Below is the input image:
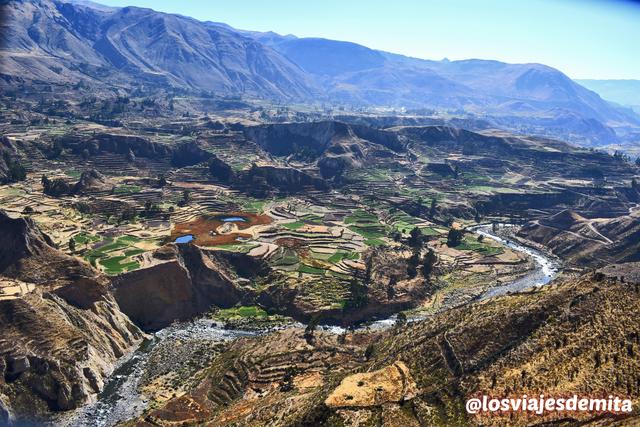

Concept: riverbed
[[470, 224, 561, 299], [58, 320, 257, 427]]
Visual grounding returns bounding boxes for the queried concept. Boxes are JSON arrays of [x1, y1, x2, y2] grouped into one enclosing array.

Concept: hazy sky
[[96, 0, 640, 79]]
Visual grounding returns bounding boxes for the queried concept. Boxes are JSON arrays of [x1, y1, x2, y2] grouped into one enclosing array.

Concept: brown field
[[170, 212, 272, 246]]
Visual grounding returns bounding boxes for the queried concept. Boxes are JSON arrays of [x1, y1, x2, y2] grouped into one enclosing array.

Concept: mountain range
[[2, 0, 639, 147]]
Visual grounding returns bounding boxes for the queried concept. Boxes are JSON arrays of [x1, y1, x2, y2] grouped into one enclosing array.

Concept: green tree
[[395, 312, 407, 328], [408, 227, 423, 248], [178, 189, 191, 207], [345, 278, 368, 309], [407, 249, 420, 279], [364, 344, 375, 361], [429, 198, 437, 217], [304, 316, 319, 345], [422, 248, 438, 279], [447, 227, 463, 247], [387, 277, 397, 300], [4, 158, 27, 183], [280, 366, 296, 392]]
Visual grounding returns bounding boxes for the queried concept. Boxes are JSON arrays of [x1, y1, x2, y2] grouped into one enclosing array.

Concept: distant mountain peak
[[1, 0, 639, 146]]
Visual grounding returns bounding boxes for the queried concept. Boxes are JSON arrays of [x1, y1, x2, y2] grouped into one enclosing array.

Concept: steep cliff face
[[113, 244, 250, 331], [0, 137, 25, 185], [55, 133, 173, 160], [0, 210, 145, 422], [243, 121, 405, 179], [237, 165, 329, 196], [0, 292, 144, 418]]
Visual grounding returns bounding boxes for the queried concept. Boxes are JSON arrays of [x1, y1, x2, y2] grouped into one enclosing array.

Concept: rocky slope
[[0, 210, 145, 423], [0, 210, 101, 289], [518, 208, 640, 267], [128, 267, 640, 426], [113, 244, 252, 331], [113, 241, 433, 330], [1, 0, 316, 99]]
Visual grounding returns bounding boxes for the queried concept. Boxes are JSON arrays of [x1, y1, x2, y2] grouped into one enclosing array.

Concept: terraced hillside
[[1, 85, 640, 425], [128, 269, 640, 426]]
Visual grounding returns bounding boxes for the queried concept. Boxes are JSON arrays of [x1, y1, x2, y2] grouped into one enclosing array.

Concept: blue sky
[[96, 0, 640, 79]]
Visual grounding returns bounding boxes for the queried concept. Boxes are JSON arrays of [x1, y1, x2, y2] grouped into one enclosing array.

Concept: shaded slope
[[1, 0, 317, 99]]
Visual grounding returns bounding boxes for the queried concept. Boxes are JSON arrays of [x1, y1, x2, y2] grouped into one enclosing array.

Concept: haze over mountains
[[2, 0, 640, 147], [576, 79, 640, 110]]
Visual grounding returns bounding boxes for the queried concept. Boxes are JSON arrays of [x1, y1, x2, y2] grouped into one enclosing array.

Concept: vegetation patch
[[113, 184, 142, 194], [214, 305, 268, 319], [327, 250, 359, 264], [282, 221, 304, 230], [455, 236, 504, 255], [99, 255, 140, 275], [298, 264, 326, 275]]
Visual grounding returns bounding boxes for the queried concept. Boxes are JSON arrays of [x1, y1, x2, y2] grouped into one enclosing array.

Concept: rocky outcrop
[[325, 361, 418, 408], [244, 121, 405, 179], [170, 141, 213, 168], [0, 210, 145, 422], [0, 210, 102, 289], [56, 133, 172, 160], [72, 169, 111, 194], [0, 291, 144, 417], [207, 155, 329, 195], [113, 244, 250, 331], [208, 154, 235, 183], [42, 176, 74, 197], [236, 165, 328, 196], [0, 136, 26, 185], [42, 169, 111, 198]]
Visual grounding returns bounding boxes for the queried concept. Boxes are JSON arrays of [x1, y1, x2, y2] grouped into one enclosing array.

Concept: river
[[470, 224, 561, 299], [59, 223, 560, 426]]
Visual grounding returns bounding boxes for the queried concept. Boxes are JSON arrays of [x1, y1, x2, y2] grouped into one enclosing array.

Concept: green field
[[113, 184, 142, 195], [345, 209, 388, 245], [215, 305, 268, 319], [99, 256, 140, 275], [327, 250, 359, 264], [298, 264, 326, 275], [454, 236, 505, 255], [282, 221, 304, 230], [83, 235, 150, 275]]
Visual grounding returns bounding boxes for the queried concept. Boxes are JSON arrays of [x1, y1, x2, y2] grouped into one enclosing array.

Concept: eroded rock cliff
[[0, 210, 145, 422]]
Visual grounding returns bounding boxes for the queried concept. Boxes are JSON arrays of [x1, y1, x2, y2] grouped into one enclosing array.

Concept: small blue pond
[[220, 216, 247, 222], [174, 234, 194, 244]]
